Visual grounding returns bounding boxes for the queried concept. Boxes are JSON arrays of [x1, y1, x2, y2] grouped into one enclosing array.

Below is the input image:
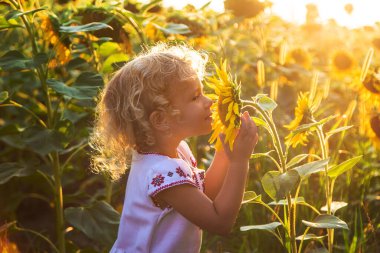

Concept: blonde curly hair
[[90, 43, 208, 180]]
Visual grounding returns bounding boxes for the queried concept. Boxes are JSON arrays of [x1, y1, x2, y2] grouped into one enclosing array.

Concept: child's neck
[[143, 139, 181, 159]]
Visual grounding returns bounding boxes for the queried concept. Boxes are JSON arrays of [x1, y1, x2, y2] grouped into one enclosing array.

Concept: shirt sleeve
[[147, 159, 198, 200]]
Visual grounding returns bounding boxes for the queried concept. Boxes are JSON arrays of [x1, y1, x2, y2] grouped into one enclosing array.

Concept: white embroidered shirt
[[110, 141, 205, 253]]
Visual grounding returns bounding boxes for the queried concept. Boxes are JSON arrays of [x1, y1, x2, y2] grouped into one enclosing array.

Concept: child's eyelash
[[193, 95, 201, 100]]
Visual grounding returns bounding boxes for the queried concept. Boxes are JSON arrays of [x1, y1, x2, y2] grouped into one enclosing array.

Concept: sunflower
[[362, 70, 380, 94], [369, 115, 380, 148], [284, 92, 319, 148], [39, 13, 71, 68], [331, 50, 355, 73], [288, 48, 312, 69], [206, 60, 242, 151]]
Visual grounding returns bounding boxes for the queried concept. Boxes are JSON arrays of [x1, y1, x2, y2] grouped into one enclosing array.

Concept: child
[[91, 43, 258, 253]]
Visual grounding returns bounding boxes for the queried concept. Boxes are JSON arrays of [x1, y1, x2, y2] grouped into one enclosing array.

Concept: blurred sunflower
[[362, 70, 380, 94], [206, 60, 242, 151], [224, 0, 267, 18], [369, 115, 380, 148], [372, 37, 380, 51], [284, 92, 320, 148], [288, 48, 312, 69], [331, 50, 355, 73], [39, 13, 71, 68]]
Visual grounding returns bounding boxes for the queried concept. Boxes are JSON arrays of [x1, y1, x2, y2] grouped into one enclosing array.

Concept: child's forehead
[[177, 77, 203, 91]]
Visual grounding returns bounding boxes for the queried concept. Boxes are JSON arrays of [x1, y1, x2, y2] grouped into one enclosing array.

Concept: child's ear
[[149, 111, 170, 131]]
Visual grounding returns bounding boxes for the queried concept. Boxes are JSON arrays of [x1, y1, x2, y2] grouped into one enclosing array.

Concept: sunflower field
[[0, 0, 379, 252]]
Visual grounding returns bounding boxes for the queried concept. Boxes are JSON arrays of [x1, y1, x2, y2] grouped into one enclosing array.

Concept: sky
[[162, 0, 380, 28]]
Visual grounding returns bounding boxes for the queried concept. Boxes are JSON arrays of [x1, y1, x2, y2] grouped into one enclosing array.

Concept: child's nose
[[204, 95, 213, 108]]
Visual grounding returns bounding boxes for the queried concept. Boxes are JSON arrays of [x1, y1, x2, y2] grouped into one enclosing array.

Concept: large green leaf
[[242, 191, 262, 204], [0, 91, 8, 103], [321, 201, 347, 214], [327, 156, 362, 178], [240, 222, 282, 232], [5, 7, 47, 21], [47, 79, 100, 100], [23, 127, 66, 155], [0, 50, 33, 70], [102, 53, 129, 73], [302, 214, 349, 230], [64, 201, 120, 246], [261, 170, 300, 201], [292, 159, 329, 178], [152, 23, 191, 35], [253, 94, 277, 112], [0, 162, 35, 184], [60, 22, 112, 33], [74, 72, 104, 87]]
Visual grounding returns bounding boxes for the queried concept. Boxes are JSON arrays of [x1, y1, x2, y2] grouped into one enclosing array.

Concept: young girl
[[91, 43, 258, 252]]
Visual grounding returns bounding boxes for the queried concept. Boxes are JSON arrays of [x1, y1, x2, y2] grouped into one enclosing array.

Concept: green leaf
[[5, 7, 47, 20], [141, 0, 162, 15], [286, 154, 309, 169], [47, 79, 100, 100], [321, 201, 347, 214], [74, 72, 104, 87], [302, 214, 349, 230], [23, 127, 66, 155], [254, 94, 277, 112], [292, 159, 329, 178], [0, 124, 22, 136], [60, 22, 112, 33], [327, 156, 362, 178], [33, 53, 48, 67], [326, 125, 353, 139], [261, 170, 300, 201], [291, 115, 336, 135], [250, 150, 275, 160], [0, 91, 8, 103], [268, 197, 305, 206], [0, 162, 35, 184], [101, 53, 129, 73], [240, 222, 282, 232], [0, 50, 33, 70], [251, 116, 270, 132], [98, 42, 121, 57], [152, 22, 191, 35], [242, 191, 262, 204], [64, 200, 120, 246], [295, 233, 327, 241]]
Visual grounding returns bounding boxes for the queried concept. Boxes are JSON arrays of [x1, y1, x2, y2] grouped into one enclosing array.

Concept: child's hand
[[220, 111, 258, 164]]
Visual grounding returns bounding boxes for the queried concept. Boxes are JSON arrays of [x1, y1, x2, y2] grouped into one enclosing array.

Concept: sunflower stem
[[316, 124, 334, 253], [242, 101, 286, 172]]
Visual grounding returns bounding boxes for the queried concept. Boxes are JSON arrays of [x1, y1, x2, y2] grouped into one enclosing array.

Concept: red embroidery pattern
[[150, 180, 198, 198], [151, 174, 165, 187], [199, 171, 205, 180], [190, 156, 197, 167], [176, 167, 187, 178]]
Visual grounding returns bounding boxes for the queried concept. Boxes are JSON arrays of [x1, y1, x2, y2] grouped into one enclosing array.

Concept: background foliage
[[0, 0, 379, 252]]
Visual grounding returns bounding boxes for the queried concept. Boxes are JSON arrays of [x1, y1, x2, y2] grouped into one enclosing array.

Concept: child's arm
[[204, 142, 229, 200], [156, 111, 258, 235]]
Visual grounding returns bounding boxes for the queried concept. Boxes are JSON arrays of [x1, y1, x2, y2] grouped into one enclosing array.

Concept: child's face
[[168, 77, 213, 139]]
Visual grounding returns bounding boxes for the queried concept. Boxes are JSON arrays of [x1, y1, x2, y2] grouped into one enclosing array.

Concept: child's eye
[[192, 95, 201, 101]]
